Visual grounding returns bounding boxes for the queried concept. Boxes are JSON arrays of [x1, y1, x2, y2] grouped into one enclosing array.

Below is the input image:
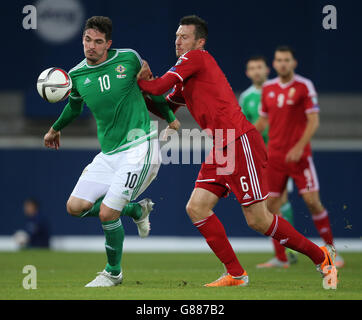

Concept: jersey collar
[[85, 49, 119, 68], [278, 75, 295, 89]]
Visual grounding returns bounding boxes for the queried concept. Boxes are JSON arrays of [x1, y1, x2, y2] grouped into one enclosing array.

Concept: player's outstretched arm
[[44, 127, 61, 150]]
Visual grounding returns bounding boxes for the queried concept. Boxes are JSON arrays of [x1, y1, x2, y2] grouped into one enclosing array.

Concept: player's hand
[[137, 60, 153, 81], [162, 119, 181, 140], [285, 144, 303, 163], [44, 127, 61, 150]]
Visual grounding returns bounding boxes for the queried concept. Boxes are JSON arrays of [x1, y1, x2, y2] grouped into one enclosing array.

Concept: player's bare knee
[[66, 200, 78, 216], [99, 203, 121, 223], [66, 198, 92, 217], [243, 203, 273, 234], [306, 201, 324, 215], [245, 215, 265, 233], [267, 197, 282, 214], [186, 201, 206, 221]]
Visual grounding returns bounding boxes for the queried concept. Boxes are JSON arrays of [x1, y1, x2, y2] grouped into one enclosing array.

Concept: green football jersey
[[239, 85, 269, 144], [53, 48, 157, 155]]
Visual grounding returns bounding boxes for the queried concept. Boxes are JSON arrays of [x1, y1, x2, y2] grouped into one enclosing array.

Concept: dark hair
[[179, 15, 208, 41], [275, 45, 296, 59], [247, 55, 268, 65], [84, 16, 112, 41]]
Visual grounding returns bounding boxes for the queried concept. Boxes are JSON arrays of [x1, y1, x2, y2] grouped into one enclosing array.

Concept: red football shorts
[[195, 129, 269, 206], [267, 153, 320, 197]]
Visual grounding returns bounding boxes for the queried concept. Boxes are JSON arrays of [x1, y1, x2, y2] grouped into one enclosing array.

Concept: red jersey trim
[[305, 107, 320, 114], [166, 71, 183, 82], [166, 95, 186, 106]]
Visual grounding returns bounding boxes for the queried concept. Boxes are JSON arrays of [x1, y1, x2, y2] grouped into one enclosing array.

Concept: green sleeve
[[149, 94, 176, 123], [240, 95, 251, 122], [52, 96, 84, 131]]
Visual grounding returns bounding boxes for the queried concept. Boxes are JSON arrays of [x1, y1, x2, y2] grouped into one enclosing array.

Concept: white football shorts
[[70, 138, 161, 211]]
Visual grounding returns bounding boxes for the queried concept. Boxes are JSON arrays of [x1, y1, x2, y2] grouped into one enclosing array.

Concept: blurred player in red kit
[[255, 46, 344, 268], [137, 15, 338, 287]]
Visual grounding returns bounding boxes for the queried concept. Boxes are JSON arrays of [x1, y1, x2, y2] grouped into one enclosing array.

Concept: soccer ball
[[37, 67, 72, 103], [13, 230, 29, 248]]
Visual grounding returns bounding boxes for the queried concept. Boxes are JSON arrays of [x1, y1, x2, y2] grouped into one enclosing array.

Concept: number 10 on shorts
[[125, 172, 138, 189]]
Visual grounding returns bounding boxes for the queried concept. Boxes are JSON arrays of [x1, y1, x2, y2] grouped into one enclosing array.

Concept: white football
[[37, 67, 72, 103]]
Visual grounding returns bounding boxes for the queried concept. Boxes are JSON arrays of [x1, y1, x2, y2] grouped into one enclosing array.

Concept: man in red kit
[[137, 15, 337, 288], [255, 46, 344, 268]]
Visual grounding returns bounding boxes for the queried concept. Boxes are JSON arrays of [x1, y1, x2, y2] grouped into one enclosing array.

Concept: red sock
[[312, 210, 334, 246], [194, 213, 244, 277], [271, 214, 288, 262], [265, 215, 325, 265], [272, 238, 288, 262]]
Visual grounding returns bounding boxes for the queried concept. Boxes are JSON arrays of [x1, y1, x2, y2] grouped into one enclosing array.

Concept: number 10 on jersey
[[98, 74, 110, 92]]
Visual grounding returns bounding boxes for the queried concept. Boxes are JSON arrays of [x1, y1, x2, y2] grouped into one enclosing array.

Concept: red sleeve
[[302, 80, 320, 114], [138, 72, 180, 96], [166, 50, 203, 82], [259, 87, 269, 117], [166, 83, 186, 113]]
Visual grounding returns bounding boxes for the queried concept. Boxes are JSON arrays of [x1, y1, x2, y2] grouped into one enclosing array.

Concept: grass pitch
[[0, 250, 361, 300]]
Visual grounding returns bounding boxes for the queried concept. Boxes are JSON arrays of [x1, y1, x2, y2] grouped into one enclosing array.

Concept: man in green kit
[[44, 16, 179, 287], [239, 55, 297, 267]]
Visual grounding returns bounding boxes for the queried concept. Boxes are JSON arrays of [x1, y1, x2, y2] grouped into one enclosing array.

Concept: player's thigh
[[267, 154, 289, 198], [104, 139, 160, 211], [129, 138, 162, 201], [291, 155, 320, 195], [186, 187, 220, 222], [69, 153, 113, 212], [223, 130, 269, 206]]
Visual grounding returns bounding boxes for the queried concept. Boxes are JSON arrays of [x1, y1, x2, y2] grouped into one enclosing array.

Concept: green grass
[[0, 250, 361, 300]]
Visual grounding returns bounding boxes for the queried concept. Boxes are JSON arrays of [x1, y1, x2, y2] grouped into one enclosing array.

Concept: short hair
[[84, 16, 112, 41], [275, 45, 296, 59], [247, 55, 268, 65], [179, 15, 208, 41]]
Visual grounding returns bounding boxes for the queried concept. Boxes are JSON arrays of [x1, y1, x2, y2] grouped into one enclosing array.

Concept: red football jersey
[[138, 49, 254, 148], [167, 50, 254, 147], [260, 74, 320, 157]]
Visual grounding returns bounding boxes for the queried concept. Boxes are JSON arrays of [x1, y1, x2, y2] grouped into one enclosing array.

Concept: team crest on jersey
[[288, 87, 296, 98], [115, 65, 127, 78]]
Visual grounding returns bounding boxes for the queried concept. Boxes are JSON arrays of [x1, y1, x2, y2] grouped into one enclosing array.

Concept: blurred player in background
[[239, 55, 298, 267], [137, 15, 337, 288], [255, 45, 344, 268], [44, 16, 180, 287], [23, 198, 50, 248]]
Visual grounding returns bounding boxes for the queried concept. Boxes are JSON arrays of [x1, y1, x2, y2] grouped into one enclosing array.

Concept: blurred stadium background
[[1, 0, 361, 252]]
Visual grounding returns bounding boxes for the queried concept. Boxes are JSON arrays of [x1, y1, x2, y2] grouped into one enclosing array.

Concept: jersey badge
[[115, 65, 127, 78], [83, 77, 91, 85], [268, 91, 275, 98], [288, 87, 296, 98]]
